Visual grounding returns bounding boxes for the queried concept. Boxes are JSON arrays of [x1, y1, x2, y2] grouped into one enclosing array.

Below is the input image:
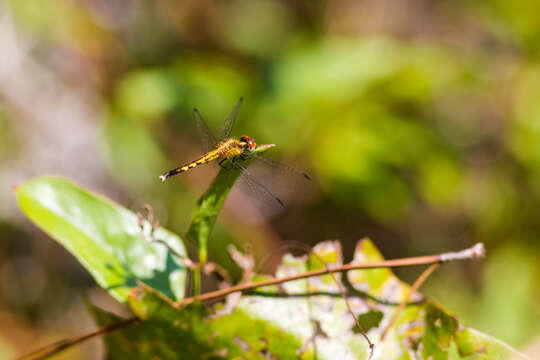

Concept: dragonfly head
[[240, 134, 256, 151]]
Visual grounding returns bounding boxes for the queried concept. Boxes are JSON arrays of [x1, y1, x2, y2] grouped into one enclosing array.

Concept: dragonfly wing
[[194, 108, 218, 152], [243, 154, 314, 206], [222, 155, 314, 217], [252, 155, 312, 181], [218, 97, 243, 140], [235, 163, 285, 208]]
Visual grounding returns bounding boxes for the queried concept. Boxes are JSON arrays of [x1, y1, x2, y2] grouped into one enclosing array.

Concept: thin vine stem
[[15, 317, 138, 360], [380, 262, 441, 341]]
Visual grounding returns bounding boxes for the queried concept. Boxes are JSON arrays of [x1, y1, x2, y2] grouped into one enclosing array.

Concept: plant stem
[[192, 265, 201, 296]]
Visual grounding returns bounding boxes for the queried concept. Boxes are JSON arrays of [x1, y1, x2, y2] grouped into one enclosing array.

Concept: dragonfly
[[159, 98, 311, 207]]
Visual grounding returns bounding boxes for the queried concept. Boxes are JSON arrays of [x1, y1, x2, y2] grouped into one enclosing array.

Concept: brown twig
[[15, 243, 485, 360], [380, 263, 441, 341], [14, 317, 138, 360], [174, 242, 485, 308]]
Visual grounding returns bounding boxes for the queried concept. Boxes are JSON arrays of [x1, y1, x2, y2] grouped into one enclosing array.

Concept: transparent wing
[[235, 163, 285, 208], [249, 154, 313, 204], [218, 97, 243, 140], [229, 154, 313, 217], [194, 108, 218, 152], [252, 155, 312, 181]]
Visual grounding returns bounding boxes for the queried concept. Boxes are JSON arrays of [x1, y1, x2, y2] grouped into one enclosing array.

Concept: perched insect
[[159, 98, 310, 207]]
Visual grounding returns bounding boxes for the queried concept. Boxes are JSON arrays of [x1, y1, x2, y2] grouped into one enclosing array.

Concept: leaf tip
[[255, 144, 275, 152]]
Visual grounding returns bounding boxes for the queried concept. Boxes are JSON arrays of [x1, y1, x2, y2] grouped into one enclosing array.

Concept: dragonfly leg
[[219, 157, 233, 170], [230, 156, 247, 169], [221, 156, 249, 171]]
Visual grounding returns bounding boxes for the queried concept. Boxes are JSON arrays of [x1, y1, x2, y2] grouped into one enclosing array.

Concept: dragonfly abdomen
[[159, 138, 247, 182], [159, 151, 221, 181]]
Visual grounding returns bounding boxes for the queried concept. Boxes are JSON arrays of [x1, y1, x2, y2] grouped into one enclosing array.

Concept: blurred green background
[[0, 0, 539, 358]]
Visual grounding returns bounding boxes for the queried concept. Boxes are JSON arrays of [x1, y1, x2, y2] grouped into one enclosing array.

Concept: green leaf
[[88, 287, 302, 359], [454, 328, 526, 360], [185, 144, 274, 263], [422, 304, 459, 359], [15, 176, 187, 302]]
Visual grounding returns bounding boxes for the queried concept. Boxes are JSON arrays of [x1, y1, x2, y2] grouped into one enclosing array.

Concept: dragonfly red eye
[[240, 134, 256, 150]]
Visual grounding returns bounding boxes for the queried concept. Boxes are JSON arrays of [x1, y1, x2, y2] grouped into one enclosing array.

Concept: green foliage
[[16, 175, 526, 359], [15, 176, 187, 302], [89, 288, 302, 359], [453, 328, 523, 359]]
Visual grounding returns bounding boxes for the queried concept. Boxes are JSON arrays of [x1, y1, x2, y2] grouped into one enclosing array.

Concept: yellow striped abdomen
[[183, 151, 221, 171], [163, 151, 220, 179], [159, 138, 246, 181]]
